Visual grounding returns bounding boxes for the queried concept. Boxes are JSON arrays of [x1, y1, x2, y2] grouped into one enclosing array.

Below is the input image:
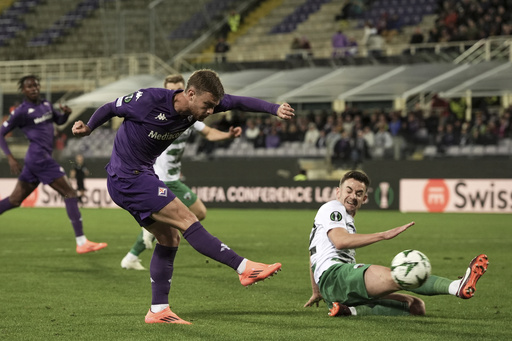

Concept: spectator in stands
[[436, 123, 459, 153], [304, 122, 321, 146], [361, 21, 377, 46], [288, 36, 305, 60], [332, 130, 352, 167], [410, 26, 424, 45], [332, 30, 349, 58], [366, 29, 385, 58], [351, 129, 370, 168], [335, 0, 354, 21], [294, 169, 307, 181], [300, 35, 313, 57], [69, 153, 89, 205], [347, 36, 359, 56], [384, 13, 402, 43], [316, 129, 327, 149], [362, 125, 375, 152], [284, 121, 303, 142], [253, 129, 266, 149], [265, 125, 281, 148], [228, 10, 240, 33], [244, 117, 260, 143], [373, 122, 393, 158], [214, 36, 230, 63]]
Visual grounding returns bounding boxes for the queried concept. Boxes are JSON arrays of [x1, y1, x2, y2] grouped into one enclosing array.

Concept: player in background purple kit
[[72, 69, 295, 324], [0, 75, 107, 254]]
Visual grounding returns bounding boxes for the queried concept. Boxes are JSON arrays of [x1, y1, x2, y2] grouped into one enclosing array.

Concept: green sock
[[129, 230, 147, 256], [355, 299, 410, 316], [409, 275, 451, 296]]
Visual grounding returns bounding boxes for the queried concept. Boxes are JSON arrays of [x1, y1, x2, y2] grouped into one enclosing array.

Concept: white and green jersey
[[309, 200, 357, 284], [154, 121, 206, 182]]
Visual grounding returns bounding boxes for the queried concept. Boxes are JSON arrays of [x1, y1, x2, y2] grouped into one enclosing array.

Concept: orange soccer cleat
[[239, 260, 281, 287], [456, 254, 489, 299], [145, 307, 191, 324]]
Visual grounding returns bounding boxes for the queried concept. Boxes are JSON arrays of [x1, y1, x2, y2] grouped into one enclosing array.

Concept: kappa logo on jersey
[[183, 192, 192, 200], [156, 113, 167, 121], [330, 211, 342, 221], [158, 187, 168, 197], [136, 91, 143, 101], [220, 243, 231, 252], [28, 108, 35, 114]]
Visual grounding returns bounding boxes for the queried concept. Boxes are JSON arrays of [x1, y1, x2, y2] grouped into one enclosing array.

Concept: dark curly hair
[[18, 75, 40, 91]]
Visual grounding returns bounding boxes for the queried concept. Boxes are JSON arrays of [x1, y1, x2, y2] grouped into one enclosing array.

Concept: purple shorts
[[19, 157, 66, 185], [107, 171, 176, 227]]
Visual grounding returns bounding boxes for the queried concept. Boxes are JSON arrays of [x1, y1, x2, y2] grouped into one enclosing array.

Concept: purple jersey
[[0, 99, 68, 162], [87, 88, 279, 178]]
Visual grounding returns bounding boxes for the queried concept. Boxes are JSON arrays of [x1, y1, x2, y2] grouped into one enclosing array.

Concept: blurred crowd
[[193, 95, 511, 167]]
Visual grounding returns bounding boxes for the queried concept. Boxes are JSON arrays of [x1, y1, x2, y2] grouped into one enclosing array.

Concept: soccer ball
[[390, 249, 431, 289]]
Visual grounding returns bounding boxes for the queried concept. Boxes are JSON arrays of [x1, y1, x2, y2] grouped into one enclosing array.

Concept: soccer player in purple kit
[[0, 75, 107, 254], [72, 69, 295, 324]]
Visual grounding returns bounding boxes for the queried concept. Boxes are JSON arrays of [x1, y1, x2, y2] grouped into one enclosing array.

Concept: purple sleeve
[[86, 101, 117, 131], [0, 112, 21, 156], [215, 94, 280, 115], [52, 104, 69, 125], [0, 125, 12, 156]]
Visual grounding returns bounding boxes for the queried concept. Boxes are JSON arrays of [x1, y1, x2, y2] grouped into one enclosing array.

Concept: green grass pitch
[[0, 207, 510, 340]]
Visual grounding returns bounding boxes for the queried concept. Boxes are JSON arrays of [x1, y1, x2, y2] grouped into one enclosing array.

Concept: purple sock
[[150, 244, 178, 305], [183, 221, 244, 270], [0, 197, 15, 214], [64, 197, 84, 237]]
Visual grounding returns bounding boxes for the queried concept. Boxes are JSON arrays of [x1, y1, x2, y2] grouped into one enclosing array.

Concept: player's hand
[[304, 292, 323, 308], [72, 120, 92, 137], [7, 154, 22, 175], [276, 103, 294, 120], [59, 103, 72, 115], [382, 221, 415, 240], [228, 126, 242, 138]]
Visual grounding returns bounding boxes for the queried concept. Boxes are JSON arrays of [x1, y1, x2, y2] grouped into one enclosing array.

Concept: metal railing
[[0, 53, 177, 93]]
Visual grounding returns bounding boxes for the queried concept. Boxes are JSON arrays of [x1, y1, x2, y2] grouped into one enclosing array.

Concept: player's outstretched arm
[[328, 221, 415, 250], [201, 125, 242, 141], [276, 103, 294, 120], [72, 120, 92, 137]]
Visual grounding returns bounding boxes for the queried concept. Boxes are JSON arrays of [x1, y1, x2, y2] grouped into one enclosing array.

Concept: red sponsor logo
[[423, 179, 449, 212]]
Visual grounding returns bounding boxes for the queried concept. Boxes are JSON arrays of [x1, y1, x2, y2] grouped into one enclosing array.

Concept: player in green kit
[[305, 170, 489, 317]]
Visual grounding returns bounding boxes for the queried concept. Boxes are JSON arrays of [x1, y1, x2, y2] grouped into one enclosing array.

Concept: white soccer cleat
[[121, 255, 146, 270], [142, 228, 155, 250]]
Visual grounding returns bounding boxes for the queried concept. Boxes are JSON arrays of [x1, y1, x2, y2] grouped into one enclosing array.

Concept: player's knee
[[195, 209, 207, 221], [409, 297, 426, 316]]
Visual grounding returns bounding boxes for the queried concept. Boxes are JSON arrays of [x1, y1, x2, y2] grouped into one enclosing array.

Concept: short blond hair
[[164, 74, 185, 88]]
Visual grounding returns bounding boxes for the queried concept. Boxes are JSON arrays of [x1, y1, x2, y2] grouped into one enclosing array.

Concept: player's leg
[[120, 180, 194, 270], [0, 179, 38, 213], [363, 264, 401, 297], [120, 228, 150, 270], [50, 175, 107, 253], [410, 254, 489, 299], [344, 293, 425, 316], [320, 263, 416, 317], [143, 221, 188, 323], [188, 198, 206, 221], [151, 198, 281, 286], [166, 180, 206, 221]]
